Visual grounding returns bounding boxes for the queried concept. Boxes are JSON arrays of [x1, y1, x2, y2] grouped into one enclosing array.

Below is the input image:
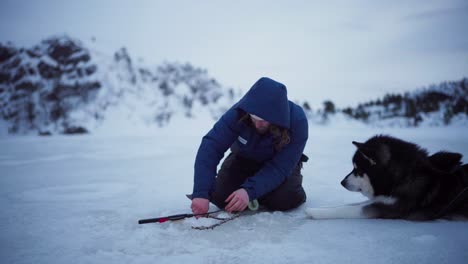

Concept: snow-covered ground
[[1, 119, 467, 264]]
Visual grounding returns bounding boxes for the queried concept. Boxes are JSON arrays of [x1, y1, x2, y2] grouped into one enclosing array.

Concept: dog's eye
[[354, 169, 364, 176]]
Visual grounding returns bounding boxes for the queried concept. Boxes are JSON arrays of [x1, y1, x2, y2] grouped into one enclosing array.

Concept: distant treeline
[[303, 78, 468, 126]]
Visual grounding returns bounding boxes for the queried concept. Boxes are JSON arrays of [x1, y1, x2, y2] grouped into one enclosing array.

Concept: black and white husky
[[306, 135, 468, 220]]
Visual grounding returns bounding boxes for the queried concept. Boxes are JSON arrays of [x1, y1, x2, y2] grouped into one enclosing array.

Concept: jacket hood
[[236, 77, 290, 129]]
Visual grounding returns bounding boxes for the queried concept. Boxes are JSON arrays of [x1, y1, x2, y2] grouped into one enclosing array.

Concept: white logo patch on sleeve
[[238, 136, 247, 145]]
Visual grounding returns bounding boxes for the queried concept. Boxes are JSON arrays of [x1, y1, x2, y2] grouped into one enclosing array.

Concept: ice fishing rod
[[138, 209, 223, 224]]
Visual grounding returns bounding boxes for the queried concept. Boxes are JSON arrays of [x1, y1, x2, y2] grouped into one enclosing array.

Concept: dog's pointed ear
[[428, 151, 462, 172], [352, 141, 364, 148], [352, 141, 377, 165], [352, 141, 371, 154]]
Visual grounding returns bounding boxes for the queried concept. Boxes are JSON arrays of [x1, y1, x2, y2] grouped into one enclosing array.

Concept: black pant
[[211, 153, 307, 211]]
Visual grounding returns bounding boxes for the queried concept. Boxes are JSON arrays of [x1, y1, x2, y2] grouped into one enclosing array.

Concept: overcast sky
[[1, 0, 467, 106]]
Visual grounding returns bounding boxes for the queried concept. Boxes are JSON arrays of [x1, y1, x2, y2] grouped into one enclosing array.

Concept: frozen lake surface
[[1, 123, 467, 264]]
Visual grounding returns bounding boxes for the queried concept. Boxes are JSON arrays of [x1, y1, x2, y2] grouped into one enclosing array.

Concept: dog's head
[[341, 137, 393, 199]]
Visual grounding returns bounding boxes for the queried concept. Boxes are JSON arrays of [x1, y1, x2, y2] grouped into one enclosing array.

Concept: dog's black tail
[[457, 164, 468, 187], [433, 164, 468, 219]]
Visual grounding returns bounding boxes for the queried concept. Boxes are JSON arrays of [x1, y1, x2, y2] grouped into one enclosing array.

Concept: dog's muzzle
[[341, 169, 355, 189]]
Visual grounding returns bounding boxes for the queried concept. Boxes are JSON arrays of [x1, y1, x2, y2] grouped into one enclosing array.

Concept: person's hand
[[225, 188, 249, 213], [191, 198, 209, 218]]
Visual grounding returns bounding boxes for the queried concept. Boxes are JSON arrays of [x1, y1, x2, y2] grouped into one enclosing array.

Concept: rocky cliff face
[[0, 36, 101, 134], [0, 35, 238, 135]]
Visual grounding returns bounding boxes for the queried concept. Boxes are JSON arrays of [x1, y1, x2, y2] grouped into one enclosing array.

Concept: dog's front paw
[[305, 208, 323, 219], [305, 207, 342, 219], [306, 205, 367, 219]]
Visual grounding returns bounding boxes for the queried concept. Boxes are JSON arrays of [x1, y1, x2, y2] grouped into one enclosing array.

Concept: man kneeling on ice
[[190, 77, 309, 215]]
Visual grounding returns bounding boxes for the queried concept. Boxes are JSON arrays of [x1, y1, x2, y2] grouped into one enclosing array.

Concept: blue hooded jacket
[[192, 77, 309, 200]]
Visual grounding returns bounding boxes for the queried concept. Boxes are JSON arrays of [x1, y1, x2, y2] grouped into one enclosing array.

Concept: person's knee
[[210, 192, 227, 209], [262, 189, 306, 211]]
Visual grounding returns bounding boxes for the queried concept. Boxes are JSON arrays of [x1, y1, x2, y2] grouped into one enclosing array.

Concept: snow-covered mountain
[[0, 35, 239, 135], [1, 35, 467, 135]]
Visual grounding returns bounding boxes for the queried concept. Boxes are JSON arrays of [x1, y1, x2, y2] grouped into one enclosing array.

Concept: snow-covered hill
[[339, 78, 468, 127], [299, 78, 468, 127], [0, 35, 239, 135]]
